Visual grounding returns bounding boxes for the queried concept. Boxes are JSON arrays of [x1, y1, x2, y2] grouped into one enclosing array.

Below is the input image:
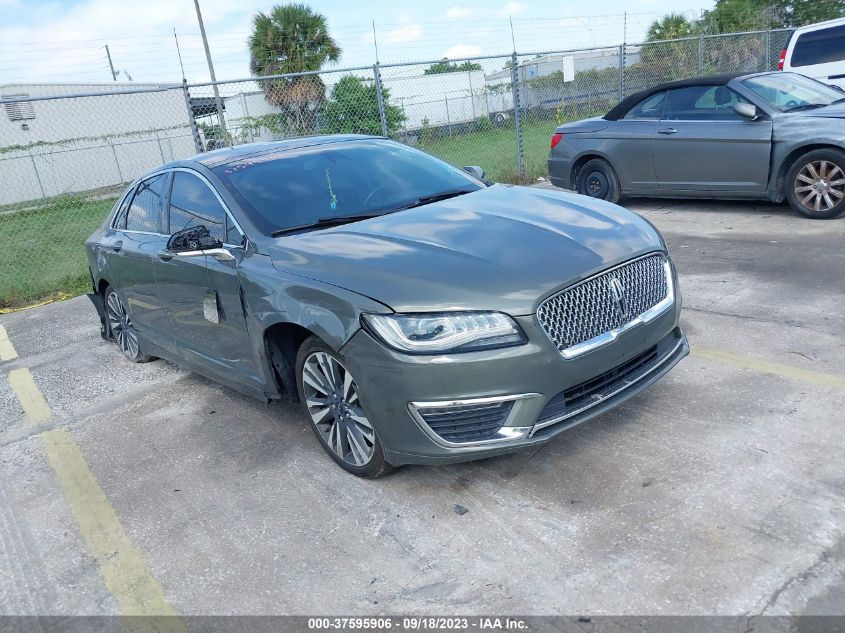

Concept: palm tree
[[248, 4, 341, 134], [646, 13, 696, 41]]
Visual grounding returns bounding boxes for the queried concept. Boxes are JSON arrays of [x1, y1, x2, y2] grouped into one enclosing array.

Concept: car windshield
[[741, 72, 844, 112], [213, 139, 484, 236]]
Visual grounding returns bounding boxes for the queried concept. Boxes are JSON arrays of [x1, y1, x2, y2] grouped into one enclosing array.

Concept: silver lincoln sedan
[[548, 71, 845, 219]]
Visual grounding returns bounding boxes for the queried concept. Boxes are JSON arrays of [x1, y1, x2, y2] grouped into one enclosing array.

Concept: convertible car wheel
[[575, 158, 621, 203], [786, 149, 845, 219], [296, 337, 393, 478], [104, 286, 153, 363]]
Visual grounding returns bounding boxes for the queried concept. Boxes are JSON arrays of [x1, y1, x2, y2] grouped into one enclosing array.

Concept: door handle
[[157, 250, 174, 261], [658, 128, 678, 135], [109, 241, 123, 252]]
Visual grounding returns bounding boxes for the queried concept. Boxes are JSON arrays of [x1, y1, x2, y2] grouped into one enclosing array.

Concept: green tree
[[701, 0, 843, 32], [321, 76, 405, 135], [423, 60, 483, 75], [646, 13, 697, 41], [248, 3, 341, 134], [770, 0, 844, 26]]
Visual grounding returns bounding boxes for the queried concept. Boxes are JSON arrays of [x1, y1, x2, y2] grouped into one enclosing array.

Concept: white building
[[0, 82, 198, 206]]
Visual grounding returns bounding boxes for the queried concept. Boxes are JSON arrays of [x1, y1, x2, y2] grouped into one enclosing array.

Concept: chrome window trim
[[530, 336, 685, 436], [110, 167, 248, 245], [408, 393, 540, 449], [538, 254, 675, 360]]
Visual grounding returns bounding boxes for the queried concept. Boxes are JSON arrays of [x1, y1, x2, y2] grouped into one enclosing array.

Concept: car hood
[[268, 185, 665, 314], [793, 102, 845, 118]]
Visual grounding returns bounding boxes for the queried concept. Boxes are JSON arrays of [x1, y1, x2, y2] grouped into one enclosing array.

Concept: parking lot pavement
[[1, 197, 844, 617]]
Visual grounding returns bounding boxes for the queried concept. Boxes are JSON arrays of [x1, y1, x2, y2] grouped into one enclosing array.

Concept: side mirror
[[462, 165, 486, 180], [167, 226, 221, 252], [733, 102, 759, 120]]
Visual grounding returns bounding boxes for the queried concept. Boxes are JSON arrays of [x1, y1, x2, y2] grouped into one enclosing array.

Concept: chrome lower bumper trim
[[530, 335, 686, 436], [408, 393, 540, 449]]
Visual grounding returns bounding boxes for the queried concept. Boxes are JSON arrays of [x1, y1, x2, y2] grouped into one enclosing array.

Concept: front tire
[[296, 336, 394, 478], [785, 149, 845, 219], [575, 158, 621, 203], [103, 286, 153, 363]]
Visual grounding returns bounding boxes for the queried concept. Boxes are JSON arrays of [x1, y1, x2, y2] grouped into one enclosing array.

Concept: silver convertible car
[[548, 72, 845, 219], [86, 136, 687, 477]]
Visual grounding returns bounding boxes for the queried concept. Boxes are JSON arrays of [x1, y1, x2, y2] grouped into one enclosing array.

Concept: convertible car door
[[605, 91, 664, 191], [652, 85, 773, 192], [157, 170, 258, 384], [104, 173, 172, 346]]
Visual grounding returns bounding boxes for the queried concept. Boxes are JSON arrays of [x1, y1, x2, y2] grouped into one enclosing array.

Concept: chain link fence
[[0, 27, 791, 308]]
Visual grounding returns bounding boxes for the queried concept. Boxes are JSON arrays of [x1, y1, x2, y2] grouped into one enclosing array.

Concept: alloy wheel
[[106, 291, 140, 359], [794, 160, 845, 213], [301, 352, 375, 467]]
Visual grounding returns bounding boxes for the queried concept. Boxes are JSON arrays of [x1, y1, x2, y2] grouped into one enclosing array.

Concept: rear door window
[[623, 92, 665, 119], [124, 174, 168, 233], [791, 25, 845, 67]]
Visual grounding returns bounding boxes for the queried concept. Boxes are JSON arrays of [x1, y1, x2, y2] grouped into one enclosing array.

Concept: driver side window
[[168, 172, 226, 243], [664, 85, 750, 121]]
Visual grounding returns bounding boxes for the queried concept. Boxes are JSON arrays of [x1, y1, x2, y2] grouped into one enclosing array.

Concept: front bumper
[[339, 295, 687, 467]]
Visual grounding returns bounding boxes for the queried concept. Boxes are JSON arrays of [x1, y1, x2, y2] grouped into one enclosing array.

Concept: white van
[[780, 17, 845, 89]]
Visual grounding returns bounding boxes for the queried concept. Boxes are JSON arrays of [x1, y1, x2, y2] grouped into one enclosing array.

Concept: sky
[[0, 0, 715, 85]]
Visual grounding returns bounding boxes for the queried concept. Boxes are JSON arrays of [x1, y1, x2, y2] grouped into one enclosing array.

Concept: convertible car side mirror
[[733, 102, 759, 120], [167, 226, 222, 252], [462, 165, 486, 180]]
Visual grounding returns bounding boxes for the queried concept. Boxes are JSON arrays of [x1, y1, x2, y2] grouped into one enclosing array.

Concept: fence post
[[618, 44, 625, 101], [111, 144, 124, 183], [445, 94, 452, 138], [698, 34, 704, 74], [765, 28, 771, 69], [182, 79, 204, 154], [373, 64, 389, 136], [510, 51, 525, 181], [29, 152, 46, 199]]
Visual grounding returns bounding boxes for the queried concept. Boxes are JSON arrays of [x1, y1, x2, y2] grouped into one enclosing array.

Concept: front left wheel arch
[[264, 322, 314, 401]]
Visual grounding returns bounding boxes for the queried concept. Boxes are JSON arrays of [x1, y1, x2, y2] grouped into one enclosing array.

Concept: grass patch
[[0, 195, 116, 309], [419, 119, 558, 184]]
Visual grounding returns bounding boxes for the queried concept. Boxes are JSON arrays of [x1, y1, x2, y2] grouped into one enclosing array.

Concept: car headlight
[[361, 312, 526, 354]]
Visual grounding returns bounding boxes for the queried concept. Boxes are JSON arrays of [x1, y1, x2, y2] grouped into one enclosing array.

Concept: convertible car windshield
[[213, 140, 483, 235], [741, 72, 844, 112]]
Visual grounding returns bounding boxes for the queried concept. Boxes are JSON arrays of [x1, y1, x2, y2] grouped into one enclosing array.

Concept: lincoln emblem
[[608, 277, 628, 320]]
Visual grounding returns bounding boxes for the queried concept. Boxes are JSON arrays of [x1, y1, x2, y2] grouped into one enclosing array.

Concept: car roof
[[603, 73, 756, 120], [791, 16, 845, 32], [166, 134, 384, 170]]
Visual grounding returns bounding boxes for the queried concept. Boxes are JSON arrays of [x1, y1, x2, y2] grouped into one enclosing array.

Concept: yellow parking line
[[692, 345, 845, 391], [4, 336, 184, 629], [8, 368, 51, 423], [42, 429, 185, 630], [0, 324, 18, 361]]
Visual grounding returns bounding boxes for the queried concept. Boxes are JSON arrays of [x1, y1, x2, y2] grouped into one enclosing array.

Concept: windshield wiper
[[393, 188, 475, 211], [784, 103, 826, 112], [271, 213, 383, 237]]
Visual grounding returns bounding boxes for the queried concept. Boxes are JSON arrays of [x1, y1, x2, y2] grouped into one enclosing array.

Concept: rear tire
[[785, 149, 845, 219], [103, 286, 154, 363], [575, 158, 621, 203], [296, 336, 394, 478]]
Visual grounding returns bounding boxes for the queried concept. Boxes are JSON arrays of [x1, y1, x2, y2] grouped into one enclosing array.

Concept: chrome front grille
[[537, 254, 671, 358]]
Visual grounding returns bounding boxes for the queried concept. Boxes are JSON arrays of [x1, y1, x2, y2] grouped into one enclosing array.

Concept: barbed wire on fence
[[0, 27, 792, 307]]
